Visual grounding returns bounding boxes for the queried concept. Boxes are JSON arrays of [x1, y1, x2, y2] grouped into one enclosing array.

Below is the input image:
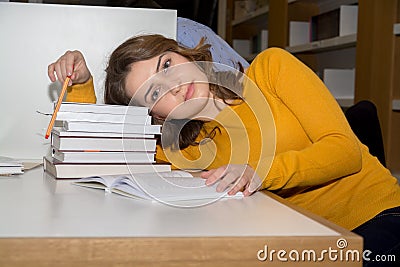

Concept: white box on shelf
[[232, 39, 251, 58], [323, 69, 355, 99], [339, 5, 358, 36], [289, 21, 310, 46], [260, 29, 269, 51], [311, 5, 358, 41], [394, 23, 400, 35], [251, 30, 268, 54]]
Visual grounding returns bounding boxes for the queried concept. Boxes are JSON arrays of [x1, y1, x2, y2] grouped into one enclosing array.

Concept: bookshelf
[[221, 0, 358, 107], [231, 4, 269, 26], [286, 33, 357, 53], [281, 0, 358, 108], [355, 0, 400, 175], [394, 24, 400, 112], [220, 0, 400, 174], [221, 0, 270, 61]]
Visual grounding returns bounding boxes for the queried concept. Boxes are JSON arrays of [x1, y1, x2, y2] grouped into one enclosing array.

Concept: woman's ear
[[152, 113, 165, 120], [151, 113, 166, 125]]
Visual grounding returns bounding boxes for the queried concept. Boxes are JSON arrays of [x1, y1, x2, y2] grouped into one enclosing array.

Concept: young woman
[[49, 34, 400, 263]]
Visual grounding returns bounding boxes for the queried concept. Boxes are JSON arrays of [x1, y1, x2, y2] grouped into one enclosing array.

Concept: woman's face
[[125, 52, 211, 120]]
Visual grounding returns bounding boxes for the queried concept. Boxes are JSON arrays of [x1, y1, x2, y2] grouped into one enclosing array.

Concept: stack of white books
[[0, 156, 24, 176], [43, 102, 170, 179]]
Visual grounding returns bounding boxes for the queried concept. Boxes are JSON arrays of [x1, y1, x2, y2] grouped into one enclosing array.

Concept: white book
[[63, 121, 162, 135], [74, 170, 243, 202], [56, 111, 152, 125], [0, 156, 24, 176], [0, 166, 24, 176], [52, 149, 155, 163], [52, 134, 157, 152], [43, 156, 170, 179], [52, 127, 155, 139], [59, 102, 149, 116]]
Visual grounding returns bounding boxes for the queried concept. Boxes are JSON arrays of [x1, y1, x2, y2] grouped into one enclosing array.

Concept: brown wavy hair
[[104, 34, 243, 149]]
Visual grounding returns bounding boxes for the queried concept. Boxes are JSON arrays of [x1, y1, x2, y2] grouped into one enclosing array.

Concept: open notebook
[[74, 170, 243, 203]]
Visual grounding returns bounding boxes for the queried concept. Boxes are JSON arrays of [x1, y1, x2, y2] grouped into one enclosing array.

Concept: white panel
[[0, 2, 176, 160]]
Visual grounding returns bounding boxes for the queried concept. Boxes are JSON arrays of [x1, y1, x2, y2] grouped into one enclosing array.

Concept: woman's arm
[[248, 48, 362, 191], [65, 76, 96, 103]]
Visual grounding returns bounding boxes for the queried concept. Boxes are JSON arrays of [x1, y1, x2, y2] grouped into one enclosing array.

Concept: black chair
[[345, 100, 386, 167]]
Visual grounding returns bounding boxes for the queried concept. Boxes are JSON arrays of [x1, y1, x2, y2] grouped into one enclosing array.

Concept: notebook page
[[129, 171, 243, 202]]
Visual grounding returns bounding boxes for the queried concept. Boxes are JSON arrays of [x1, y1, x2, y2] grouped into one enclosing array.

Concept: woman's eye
[[151, 88, 160, 101], [163, 59, 171, 73]]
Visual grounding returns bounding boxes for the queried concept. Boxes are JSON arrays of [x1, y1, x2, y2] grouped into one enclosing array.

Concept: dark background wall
[[21, 0, 220, 32]]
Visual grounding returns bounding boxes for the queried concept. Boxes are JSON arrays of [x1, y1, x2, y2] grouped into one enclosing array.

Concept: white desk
[[0, 168, 362, 266]]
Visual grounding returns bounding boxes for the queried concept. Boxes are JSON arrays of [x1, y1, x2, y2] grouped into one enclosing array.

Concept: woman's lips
[[185, 82, 194, 101]]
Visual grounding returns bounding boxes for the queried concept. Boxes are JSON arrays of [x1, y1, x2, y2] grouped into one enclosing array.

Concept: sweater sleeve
[[246, 48, 362, 191], [65, 76, 97, 104]]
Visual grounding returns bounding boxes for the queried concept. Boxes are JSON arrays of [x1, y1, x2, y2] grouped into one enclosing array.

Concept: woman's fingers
[[65, 51, 76, 77], [53, 61, 65, 83], [48, 55, 68, 84], [200, 168, 217, 179], [48, 50, 89, 85], [243, 170, 262, 196], [216, 172, 239, 192], [47, 63, 56, 82], [228, 175, 249, 195], [203, 165, 248, 193], [204, 166, 227, 186], [248, 172, 262, 193], [202, 164, 262, 196]]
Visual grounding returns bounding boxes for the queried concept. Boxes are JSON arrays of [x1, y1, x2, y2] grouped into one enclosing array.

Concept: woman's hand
[[201, 164, 262, 197], [48, 50, 91, 86]]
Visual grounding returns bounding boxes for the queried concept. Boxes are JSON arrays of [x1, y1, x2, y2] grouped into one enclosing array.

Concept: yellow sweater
[[66, 48, 400, 230]]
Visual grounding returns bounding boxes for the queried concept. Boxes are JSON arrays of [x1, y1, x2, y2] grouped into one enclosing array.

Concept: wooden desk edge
[[0, 235, 362, 267], [0, 191, 362, 266], [262, 191, 363, 240]]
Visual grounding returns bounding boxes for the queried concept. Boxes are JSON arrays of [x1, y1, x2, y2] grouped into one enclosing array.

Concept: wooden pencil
[[45, 77, 71, 139]]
